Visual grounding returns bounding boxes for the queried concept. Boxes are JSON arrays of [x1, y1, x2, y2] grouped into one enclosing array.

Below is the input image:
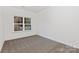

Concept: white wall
[[2, 7, 37, 40], [37, 6, 79, 48], [0, 7, 5, 51]]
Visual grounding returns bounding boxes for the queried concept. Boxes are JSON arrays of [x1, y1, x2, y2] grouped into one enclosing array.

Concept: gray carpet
[[1, 35, 79, 53]]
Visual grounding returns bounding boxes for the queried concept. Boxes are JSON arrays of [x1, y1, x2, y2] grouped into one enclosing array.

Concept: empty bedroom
[[0, 6, 79, 53]]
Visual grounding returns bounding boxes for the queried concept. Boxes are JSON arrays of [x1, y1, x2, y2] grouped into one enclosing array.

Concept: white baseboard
[[5, 34, 37, 41], [38, 34, 79, 49]]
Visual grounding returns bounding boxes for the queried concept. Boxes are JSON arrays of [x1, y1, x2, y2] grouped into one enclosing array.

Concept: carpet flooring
[[1, 35, 79, 53]]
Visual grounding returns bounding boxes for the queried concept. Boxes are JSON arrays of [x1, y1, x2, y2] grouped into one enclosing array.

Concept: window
[[14, 16, 23, 31], [14, 16, 31, 31], [24, 17, 31, 30]]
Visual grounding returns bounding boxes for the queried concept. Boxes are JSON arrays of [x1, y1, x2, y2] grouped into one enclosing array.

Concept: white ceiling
[[15, 6, 49, 13]]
